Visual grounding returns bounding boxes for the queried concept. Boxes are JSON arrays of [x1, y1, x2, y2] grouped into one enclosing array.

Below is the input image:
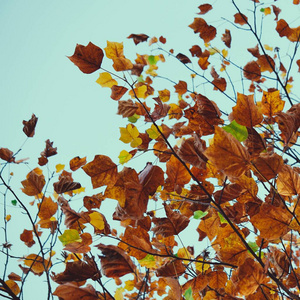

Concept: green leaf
[[137, 75, 144, 83], [148, 55, 158, 65], [218, 212, 228, 224], [138, 254, 156, 268], [58, 229, 81, 246], [260, 8, 265, 12], [223, 120, 248, 142], [193, 210, 208, 219], [248, 241, 259, 253], [128, 113, 140, 123], [11, 200, 17, 206], [184, 287, 194, 300]]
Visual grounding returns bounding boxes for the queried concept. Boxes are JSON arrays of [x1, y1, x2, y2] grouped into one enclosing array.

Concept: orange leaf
[[234, 13, 248, 25], [119, 226, 153, 259], [23, 254, 51, 275], [174, 80, 187, 95], [243, 61, 261, 81], [82, 155, 118, 189], [22, 114, 38, 137], [104, 41, 124, 59], [276, 19, 300, 42], [69, 156, 87, 171], [38, 196, 58, 220], [53, 283, 100, 300], [232, 93, 263, 127], [21, 168, 45, 196], [244, 127, 266, 157], [156, 259, 186, 277], [83, 193, 104, 211], [96, 243, 136, 277], [197, 4, 212, 14], [110, 85, 128, 100], [68, 42, 104, 74], [207, 270, 228, 289], [20, 229, 35, 247], [165, 155, 191, 192], [153, 141, 172, 162], [277, 165, 300, 196], [260, 89, 285, 118], [189, 18, 216, 43], [231, 258, 267, 296], [112, 57, 133, 71], [251, 203, 292, 240], [204, 126, 250, 178]]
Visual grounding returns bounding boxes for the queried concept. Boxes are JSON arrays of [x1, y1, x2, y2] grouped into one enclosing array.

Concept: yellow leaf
[[59, 229, 81, 246], [264, 7, 271, 15], [72, 186, 85, 194], [146, 124, 162, 139], [286, 83, 293, 93], [55, 164, 65, 173], [158, 89, 170, 102], [89, 211, 104, 230], [96, 72, 118, 88], [129, 85, 148, 99], [138, 254, 157, 269], [5, 280, 20, 295], [115, 287, 125, 300], [119, 124, 142, 148], [195, 258, 211, 273], [222, 49, 228, 58], [208, 47, 219, 55], [5, 214, 11, 222], [104, 41, 124, 59], [118, 150, 132, 164], [264, 44, 273, 51], [124, 280, 135, 291]]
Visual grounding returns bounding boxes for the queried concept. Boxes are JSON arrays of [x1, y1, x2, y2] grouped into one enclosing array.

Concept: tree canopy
[[1, 1, 300, 299]]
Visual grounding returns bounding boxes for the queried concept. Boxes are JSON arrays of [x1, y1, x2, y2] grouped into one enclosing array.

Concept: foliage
[[1, 1, 300, 299]]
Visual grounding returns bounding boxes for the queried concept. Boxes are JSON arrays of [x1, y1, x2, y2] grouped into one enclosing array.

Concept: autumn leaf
[[23, 254, 51, 275], [40, 139, 57, 158], [21, 168, 45, 196], [20, 229, 35, 247], [277, 165, 300, 196], [197, 4, 212, 15], [97, 243, 136, 277], [243, 61, 261, 81], [174, 80, 187, 95], [127, 33, 149, 45], [189, 18, 217, 43], [53, 283, 100, 300], [234, 13, 248, 25], [69, 156, 87, 171], [23, 114, 38, 137], [119, 124, 142, 148], [82, 155, 118, 188], [38, 196, 58, 220], [96, 72, 118, 88], [276, 19, 300, 42], [0, 148, 15, 163], [53, 176, 81, 194], [68, 42, 104, 74], [176, 53, 191, 64], [156, 259, 186, 277], [232, 93, 263, 127], [222, 29, 231, 48], [110, 85, 128, 100], [260, 89, 285, 118], [204, 126, 250, 178]]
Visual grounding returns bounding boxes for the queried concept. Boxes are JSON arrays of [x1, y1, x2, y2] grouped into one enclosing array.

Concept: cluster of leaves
[[1, 0, 300, 299]]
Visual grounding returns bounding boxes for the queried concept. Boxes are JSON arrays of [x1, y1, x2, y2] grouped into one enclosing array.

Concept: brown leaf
[[153, 141, 172, 162], [189, 45, 202, 57], [177, 135, 207, 169], [297, 59, 300, 72], [20, 229, 35, 247], [83, 193, 104, 211], [110, 85, 128, 100], [53, 283, 99, 300], [165, 155, 191, 193], [82, 155, 118, 189], [40, 139, 57, 158], [252, 152, 283, 181], [38, 196, 58, 220], [52, 256, 100, 284], [23, 114, 38, 137], [159, 36, 166, 44], [250, 203, 292, 240], [232, 93, 263, 127], [21, 168, 45, 196], [197, 4, 212, 14], [243, 61, 261, 81], [127, 33, 149, 45], [68, 42, 104, 74], [189, 18, 216, 43], [204, 126, 250, 178], [174, 80, 187, 95], [212, 77, 227, 92], [244, 127, 266, 157], [156, 259, 186, 277], [276, 19, 300, 42], [63, 232, 92, 254], [234, 13, 248, 25], [257, 54, 275, 73], [119, 226, 153, 259], [38, 156, 48, 166], [207, 270, 228, 289], [272, 5, 281, 21], [176, 53, 191, 64], [213, 183, 244, 205], [69, 156, 87, 171], [221, 29, 231, 48], [260, 89, 285, 118], [112, 57, 133, 71], [247, 44, 260, 58], [54, 176, 81, 194], [0, 148, 15, 163], [152, 203, 190, 237], [277, 165, 300, 196], [58, 196, 82, 229], [117, 99, 138, 117], [96, 243, 136, 277]]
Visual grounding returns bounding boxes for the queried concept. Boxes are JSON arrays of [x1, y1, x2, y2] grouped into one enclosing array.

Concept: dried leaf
[[110, 85, 128, 100], [68, 42, 104, 74], [0, 148, 15, 163], [23, 114, 38, 137], [234, 13, 248, 25], [53, 283, 99, 300], [197, 4, 212, 14], [21, 168, 45, 196], [127, 33, 149, 45], [189, 18, 216, 43], [221, 29, 231, 48], [69, 156, 87, 171]]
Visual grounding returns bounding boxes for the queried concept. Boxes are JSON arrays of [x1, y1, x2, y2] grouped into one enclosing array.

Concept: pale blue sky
[[1, 0, 300, 298]]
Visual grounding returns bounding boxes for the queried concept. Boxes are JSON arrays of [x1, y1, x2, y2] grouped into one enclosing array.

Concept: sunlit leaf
[[223, 120, 248, 142], [96, 72, 118, 88]]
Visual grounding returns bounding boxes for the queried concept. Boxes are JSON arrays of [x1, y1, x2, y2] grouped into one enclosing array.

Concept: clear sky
[[0, 0, 300, 299]]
